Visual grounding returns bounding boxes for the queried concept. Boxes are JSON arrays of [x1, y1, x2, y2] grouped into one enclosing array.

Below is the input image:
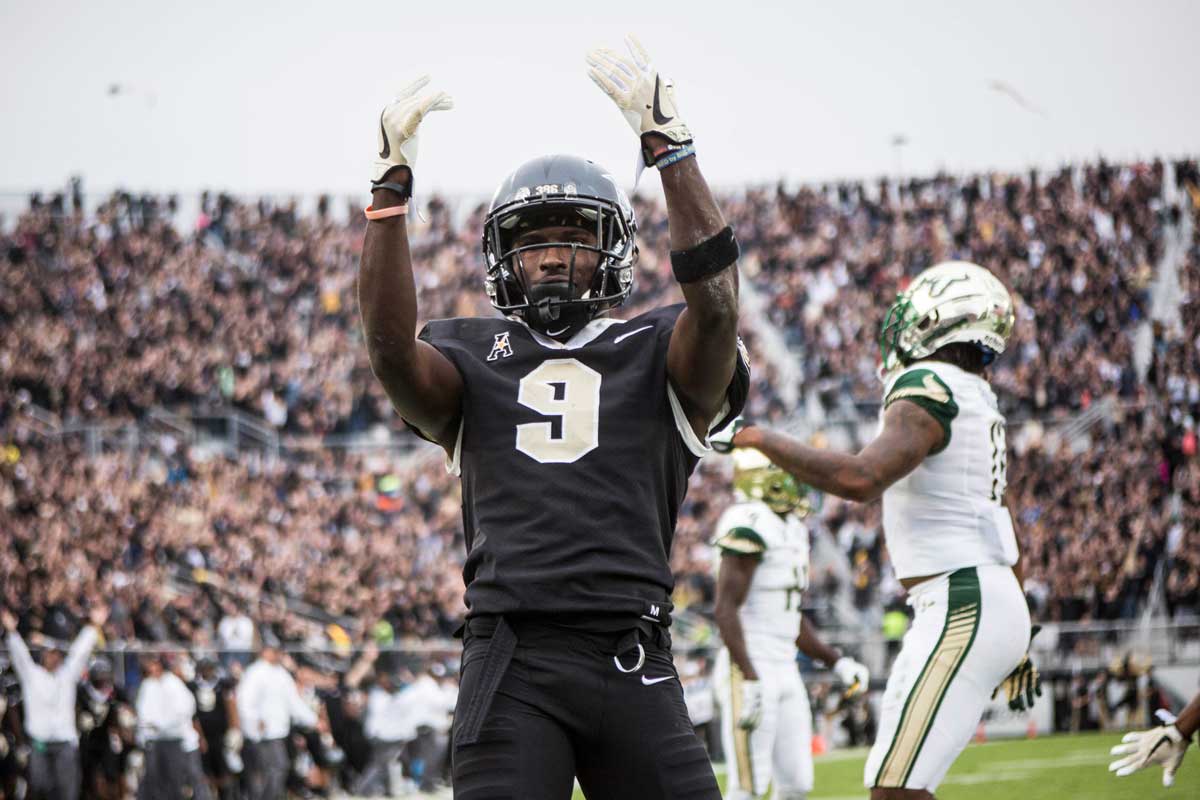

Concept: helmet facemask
[[484, 197, 635, 334]]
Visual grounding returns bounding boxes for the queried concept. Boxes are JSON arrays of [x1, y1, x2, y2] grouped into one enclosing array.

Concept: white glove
[[371, 75, 454, 185], [710, 417, 745, 454], [1109, 724, 1191, 787], [223, 728, 243, 753], [585, 36, 692, 165], [833, 656, 870, 698], [737, 679, 764, 731]]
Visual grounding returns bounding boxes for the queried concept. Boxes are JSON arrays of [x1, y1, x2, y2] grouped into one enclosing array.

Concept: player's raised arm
[[359, 76, 464, 450], [587, 36, 739, 436], [733, 399, 944, 503]]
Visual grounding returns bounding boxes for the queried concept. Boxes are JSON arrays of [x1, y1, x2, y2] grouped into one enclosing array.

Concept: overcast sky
[[2, 0, 1197, 200]]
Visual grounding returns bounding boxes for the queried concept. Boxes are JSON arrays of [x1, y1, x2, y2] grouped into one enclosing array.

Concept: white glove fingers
[[593, 49, 638, 82], [584, 55, 627, 90], [587, 70, 621, 99], [419, 91, 454, 116], [395, 74, 432, 101], [588, 57, 631, 94], [1108, 758, 1137, 777], [624, 34, 651, 70], [1121, 731, 1143, 743]]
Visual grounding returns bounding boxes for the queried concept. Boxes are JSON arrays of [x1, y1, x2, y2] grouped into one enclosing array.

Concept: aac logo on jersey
[[487, 331, 514, 361]]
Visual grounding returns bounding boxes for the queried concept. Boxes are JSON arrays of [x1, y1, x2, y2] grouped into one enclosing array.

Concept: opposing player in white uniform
[[730, 262, 1040, 799], [709, 447, 869, 800]]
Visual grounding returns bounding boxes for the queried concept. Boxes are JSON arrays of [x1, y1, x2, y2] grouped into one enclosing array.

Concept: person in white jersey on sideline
[[728, 262, 1040, 799]]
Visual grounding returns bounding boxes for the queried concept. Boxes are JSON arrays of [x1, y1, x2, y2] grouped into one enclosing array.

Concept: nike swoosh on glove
[[1109, 724, 1191, 787], [993, 624, 1042, 711], [585, 35, 692, 166], [738, 679, 764, 731], [372, 75, 453, 185]]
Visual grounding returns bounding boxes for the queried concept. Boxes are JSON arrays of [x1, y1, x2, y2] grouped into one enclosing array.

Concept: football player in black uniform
[[76, 658, 132, 800], [359, 36, 746, 800], [189, 656, 239, 800]]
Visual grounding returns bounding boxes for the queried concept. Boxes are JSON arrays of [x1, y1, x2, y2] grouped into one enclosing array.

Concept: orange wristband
[[364, 203, 409, 221]]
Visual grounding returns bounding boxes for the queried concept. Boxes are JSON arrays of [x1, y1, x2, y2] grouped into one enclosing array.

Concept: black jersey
[[415, 303, 749, 624], [190, 675, 233, 743]]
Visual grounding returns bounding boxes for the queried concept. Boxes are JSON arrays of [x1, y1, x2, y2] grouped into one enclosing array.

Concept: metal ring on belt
[[612, 643, 646, 673]]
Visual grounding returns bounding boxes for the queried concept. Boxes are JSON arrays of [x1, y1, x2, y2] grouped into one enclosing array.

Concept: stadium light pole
[[891, 134, 908, 180]]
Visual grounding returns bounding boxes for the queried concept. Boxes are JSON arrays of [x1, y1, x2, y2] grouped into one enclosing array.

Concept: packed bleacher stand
[[0, 157, 1198, 795]]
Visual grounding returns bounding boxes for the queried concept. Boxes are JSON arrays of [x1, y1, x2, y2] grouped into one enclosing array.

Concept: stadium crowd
[[0, 157, 1198, 796]]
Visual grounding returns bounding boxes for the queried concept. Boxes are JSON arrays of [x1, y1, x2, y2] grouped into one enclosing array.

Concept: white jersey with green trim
[[712, 500, 809, 662], [880, 360, 1019, 579]]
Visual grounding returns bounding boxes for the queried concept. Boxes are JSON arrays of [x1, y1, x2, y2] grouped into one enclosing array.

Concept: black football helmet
[[482, 154, 637, 332]]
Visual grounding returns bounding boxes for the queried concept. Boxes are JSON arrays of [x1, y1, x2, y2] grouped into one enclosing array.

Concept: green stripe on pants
[[873, 567, 981, 788]]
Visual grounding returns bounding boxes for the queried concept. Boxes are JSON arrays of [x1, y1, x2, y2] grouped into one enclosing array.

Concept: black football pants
[[451, 618, 720, 800]]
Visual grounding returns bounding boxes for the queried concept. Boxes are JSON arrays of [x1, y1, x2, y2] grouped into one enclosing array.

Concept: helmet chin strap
[[525, 283, 592, 338], [520, 243, 594, 339]]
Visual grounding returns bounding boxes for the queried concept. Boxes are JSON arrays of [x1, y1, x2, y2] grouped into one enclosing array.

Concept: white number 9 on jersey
[[516, 359, 602, 464]]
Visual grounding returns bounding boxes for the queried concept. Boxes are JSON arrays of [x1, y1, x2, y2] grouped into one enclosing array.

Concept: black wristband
[[670, 226, 739, 284], [370, 181, 412, 202]]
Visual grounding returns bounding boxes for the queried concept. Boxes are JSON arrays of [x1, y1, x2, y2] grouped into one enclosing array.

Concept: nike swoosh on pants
[[641, 675, 673, 686]]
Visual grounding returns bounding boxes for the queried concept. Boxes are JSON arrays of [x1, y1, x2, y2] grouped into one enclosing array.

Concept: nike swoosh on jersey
[[641, 675, 673, 686], [651, 77, 673, 125], [613, 324, 654, 344], [378, 111, 390, 159]]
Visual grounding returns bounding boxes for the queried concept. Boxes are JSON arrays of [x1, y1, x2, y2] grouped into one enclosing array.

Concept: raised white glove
[[833, 656, 870, 698], [371, 75, 453, 185], [585, 36, 692, 165], [737, 679, 764, 731], [1109, 724, 1191, 787]]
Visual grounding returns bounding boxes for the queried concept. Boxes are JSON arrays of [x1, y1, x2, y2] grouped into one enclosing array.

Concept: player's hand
[[993, 624, 1041, 711], [1109, 724, 1192, 787], [737, 679, 764, 731], [223, 728, 243, 753], [585, 35, 692, 165], [710, 417, 747, 454], [371, 75, 454, 186], [833, 656, 870, 698], [0, 609, 16, 633]]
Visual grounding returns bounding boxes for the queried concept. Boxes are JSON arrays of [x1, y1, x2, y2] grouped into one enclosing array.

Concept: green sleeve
[[714, 526, 767, 559], [884, 369, 958, 454]]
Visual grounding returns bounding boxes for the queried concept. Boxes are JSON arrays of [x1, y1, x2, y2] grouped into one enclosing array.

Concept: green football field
[[569, 732, 1199, 799]]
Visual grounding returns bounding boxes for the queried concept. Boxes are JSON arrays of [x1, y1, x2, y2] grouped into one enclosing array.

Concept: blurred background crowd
[[1, 155, 1198, 797]]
